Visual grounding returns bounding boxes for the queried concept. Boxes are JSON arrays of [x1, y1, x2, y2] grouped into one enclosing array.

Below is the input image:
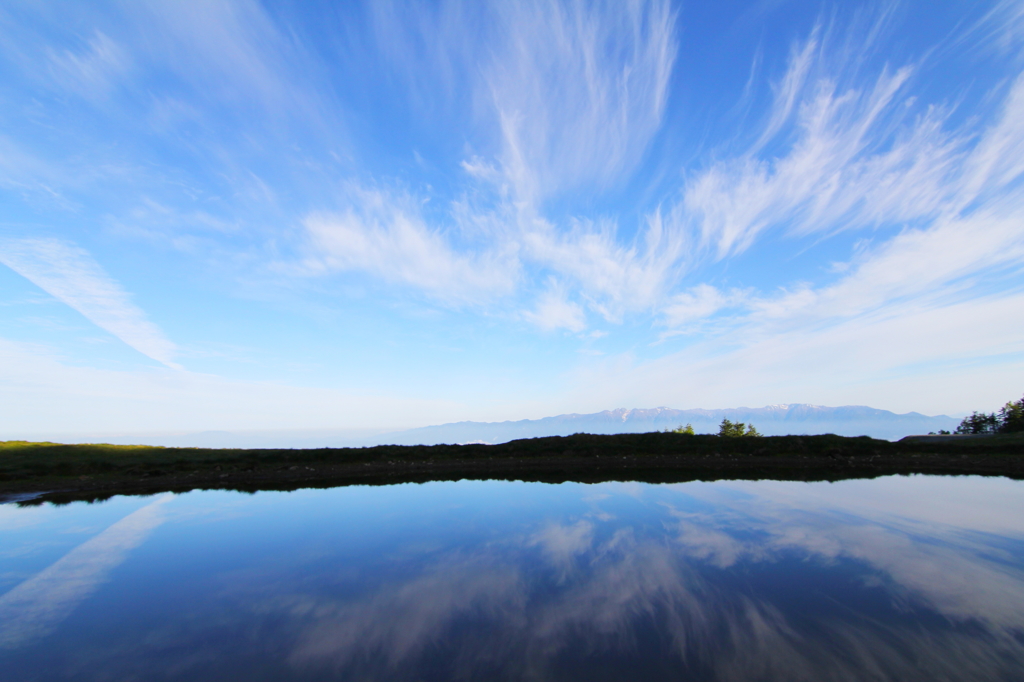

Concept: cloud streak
[[46, 30, 131, 101], [300, 185, 519, 305], [0, 239, 180, 368], [484, 0, 677, 204], [643, 16, 1024, 350], [2, 1, 1023, 420], [307, 4, 1024, 342]]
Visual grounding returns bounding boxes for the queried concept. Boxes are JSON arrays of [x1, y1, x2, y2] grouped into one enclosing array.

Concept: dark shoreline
[[3, 432, 1023, 505]]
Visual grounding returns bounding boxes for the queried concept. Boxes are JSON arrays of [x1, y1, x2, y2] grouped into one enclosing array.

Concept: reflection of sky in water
[[1, 477, 1023, 680]]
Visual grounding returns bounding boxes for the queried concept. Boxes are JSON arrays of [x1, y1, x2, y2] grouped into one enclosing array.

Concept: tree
[[953, 393, 1024, 435], [718, 418, 762, 437], [669, 423, 695, 435], [999, 395, 1024, 433], [955, 411, 998, 434]]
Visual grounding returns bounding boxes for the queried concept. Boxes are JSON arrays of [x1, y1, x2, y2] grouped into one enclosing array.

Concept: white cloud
[[299, 181, 688, 323], [325, 10, 1024, 339], [750, 209, 1024, 324], [662, 65, 1024, 332], [662, 284, 744, 329], [566, 289, 1024, 416], [363, 0, 677, 206], [46, 31, 130, 100], [524, 210, 688, 321], [4, 1, 1023, 421], [617, 19, 1024, 408], [357, 9, 1024, 334], [971, 0, 1024, 56], [957, 70, 1024, 209], [681, 59, 960, 259], [119, 0, 311, 116], [0, 239, 180, 368], [522, 281, 586, 332], [0, 136, 72, 205], [750, 28, 820, 155], [483, 0, 676, 204], [300, 186, 519, 305], [677, 26, 1024, 269]]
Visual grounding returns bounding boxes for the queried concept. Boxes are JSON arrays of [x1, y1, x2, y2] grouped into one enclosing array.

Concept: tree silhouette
[[718, 419, 762, 437], [954, 394, 1024, 434]]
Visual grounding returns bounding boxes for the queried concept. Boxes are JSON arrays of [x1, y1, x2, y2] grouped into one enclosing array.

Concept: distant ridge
[[377, 404, 960, 445], [33, 404, 960, 448]]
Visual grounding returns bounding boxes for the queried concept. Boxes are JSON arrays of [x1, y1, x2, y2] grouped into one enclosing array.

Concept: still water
[[1, 476, 1023, 681]]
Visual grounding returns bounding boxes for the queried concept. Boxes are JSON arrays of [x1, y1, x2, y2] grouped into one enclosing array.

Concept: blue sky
[[2, 0, 1024, 437]]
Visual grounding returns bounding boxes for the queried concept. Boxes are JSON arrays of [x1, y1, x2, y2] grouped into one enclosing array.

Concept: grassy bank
[[2, 432, 1023, 504]]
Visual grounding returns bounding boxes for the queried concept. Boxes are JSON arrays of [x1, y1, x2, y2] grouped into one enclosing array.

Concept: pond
[[2, 475, 1023, 680]]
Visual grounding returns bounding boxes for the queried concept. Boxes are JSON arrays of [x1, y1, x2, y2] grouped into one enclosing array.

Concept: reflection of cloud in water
[[278, 497, 1024, 680], [662, 488, 1024, 631], [771, 521, 1024, 629], [528, 519, 593, 578], [0, 495, 172, 649], [288, 554, 525, 672], [670, 519, 753, 568]]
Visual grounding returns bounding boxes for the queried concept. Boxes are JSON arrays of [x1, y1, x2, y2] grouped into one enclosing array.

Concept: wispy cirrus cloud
[[575, 289, 1024, 417], [680, 58, 950, 259], [3, 0, 1023, 421], [118, 0, 320, 120], [689, 78, 1023, 329], [299, 5, 1024, 340], [483, 0, 677, 205], [521, 280, 586, 333], [522, 210, 688, 322], [970, 0, 1024, 57], [0, 239, 180, 368], [367, 0, 677, 206], [662, 284, 747, 330], [652, 15, 1024, 339], [299, 185, 520, 306], [266, 0, 1024, 387], [46, 30, 131, 101]]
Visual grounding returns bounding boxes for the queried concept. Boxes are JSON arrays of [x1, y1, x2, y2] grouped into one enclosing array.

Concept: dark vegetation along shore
[[3, 430, 1024, 505]]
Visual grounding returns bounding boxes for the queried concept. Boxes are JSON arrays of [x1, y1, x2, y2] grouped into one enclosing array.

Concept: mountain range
[[376, 404, 960, 445], [59, 404, 961, 448]]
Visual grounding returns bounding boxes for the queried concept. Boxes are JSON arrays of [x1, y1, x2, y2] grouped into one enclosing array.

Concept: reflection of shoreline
[[10, 446, 1024, 506], [0, 494, 172, 649]]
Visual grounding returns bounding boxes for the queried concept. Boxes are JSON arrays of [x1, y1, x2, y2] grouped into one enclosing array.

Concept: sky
[[2, 0, 1024, 438]]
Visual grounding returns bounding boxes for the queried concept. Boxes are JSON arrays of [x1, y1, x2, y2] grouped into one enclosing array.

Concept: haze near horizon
[[2, 0, 1024, 439]]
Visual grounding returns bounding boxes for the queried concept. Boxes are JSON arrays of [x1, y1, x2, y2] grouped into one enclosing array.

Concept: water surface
[[2, 476, 1023, 680]]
